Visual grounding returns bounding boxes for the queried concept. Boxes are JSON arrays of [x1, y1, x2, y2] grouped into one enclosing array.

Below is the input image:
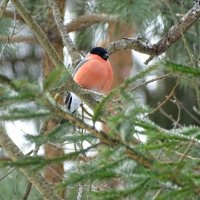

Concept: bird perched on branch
[[65, 47, 113, 112]]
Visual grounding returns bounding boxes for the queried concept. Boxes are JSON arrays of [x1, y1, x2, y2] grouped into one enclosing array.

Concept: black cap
[[90, 47, 109, 60]]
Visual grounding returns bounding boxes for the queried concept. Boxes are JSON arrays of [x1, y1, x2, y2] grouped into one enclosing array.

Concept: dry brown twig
[[147, 79, 180, 116]]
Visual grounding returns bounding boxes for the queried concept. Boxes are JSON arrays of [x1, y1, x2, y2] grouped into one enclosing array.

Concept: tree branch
[[0, 126, 63, 200], [48, 0, 81, 66], [107, 2, 200, 64], [65, 14, 112, 32], [10, 0, 98, 110], [46, 96, 153, 169], [4, 2, 200, 65]]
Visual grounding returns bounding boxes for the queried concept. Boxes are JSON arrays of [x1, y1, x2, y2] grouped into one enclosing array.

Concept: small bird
[[65, 47, 113, 113]]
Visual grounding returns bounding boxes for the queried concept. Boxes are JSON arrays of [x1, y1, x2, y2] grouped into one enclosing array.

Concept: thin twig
[[0, 168, 15, 181], [22, 182, 32, 200], [159, 108, 183, 128], [193, 106, 200, 115], [170, 96, 182, 129], [147, 79, 179, 116], [170, 74, 200, 86], [152, 188, 162, 200], [175, 97, 200, 124], [130, 73, 172, 92], [178, 141, 194, 162]]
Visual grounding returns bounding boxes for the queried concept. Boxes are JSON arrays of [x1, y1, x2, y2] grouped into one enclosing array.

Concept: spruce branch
[[0, 126, 63, 200], [107, 2, 200, 64], [44, 94, 153, 168]]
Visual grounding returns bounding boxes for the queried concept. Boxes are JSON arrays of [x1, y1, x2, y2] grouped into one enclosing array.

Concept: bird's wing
[[65, 92, 82, 113], [72, 59, 89, 77], [65, 58, 89, 113]]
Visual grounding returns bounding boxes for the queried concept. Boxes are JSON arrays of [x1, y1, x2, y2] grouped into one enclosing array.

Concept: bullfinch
[[65, 47, 113, 113]]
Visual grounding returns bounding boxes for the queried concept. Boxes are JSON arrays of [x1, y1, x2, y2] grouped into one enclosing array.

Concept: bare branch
[[107, 2, 200, 64], [0, 127, 63, 200], [48, 0, 81, 66], [155, 2, 200, 56], [147, 79, 179, 116], [107, 36, 156, 56], [65, 14, 112, 32]]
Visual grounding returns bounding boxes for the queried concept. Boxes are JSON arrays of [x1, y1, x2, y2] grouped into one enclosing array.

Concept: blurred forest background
[[0, 0, 200, 200]]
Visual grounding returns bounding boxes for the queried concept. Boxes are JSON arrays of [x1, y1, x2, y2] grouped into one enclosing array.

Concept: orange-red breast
[[66, 47, 113, 112]]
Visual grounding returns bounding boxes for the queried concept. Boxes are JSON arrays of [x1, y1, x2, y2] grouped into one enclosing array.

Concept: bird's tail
[[64, 92, 82, 113]]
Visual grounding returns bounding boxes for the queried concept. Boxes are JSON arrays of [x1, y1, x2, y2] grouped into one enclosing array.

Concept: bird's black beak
[[102, 53, 109, 60]]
